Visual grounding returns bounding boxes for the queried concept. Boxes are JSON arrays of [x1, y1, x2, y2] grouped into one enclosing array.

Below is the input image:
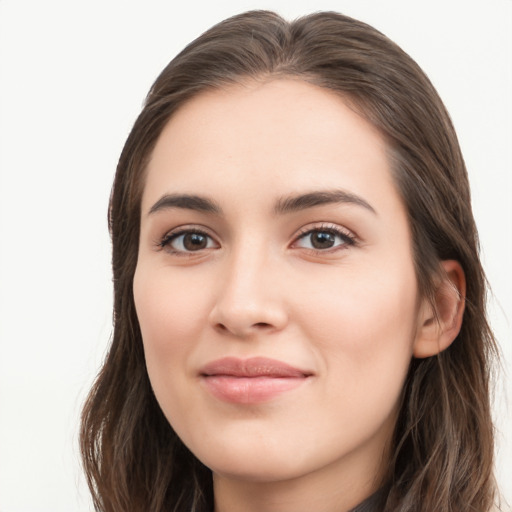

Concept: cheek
[[134, 265, 207, 345], [298, 252, 418, 344], [294, 258, 418, 399], [293, 267, 418, 452], [132, 266, 209, 403]]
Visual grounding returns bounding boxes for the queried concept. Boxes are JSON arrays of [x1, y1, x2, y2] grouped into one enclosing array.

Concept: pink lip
[[200, 357, 312, 404]]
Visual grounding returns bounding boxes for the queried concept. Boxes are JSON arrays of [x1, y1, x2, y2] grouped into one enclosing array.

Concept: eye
[[159, 229, 218, 254], [293, 226, 356, 251]]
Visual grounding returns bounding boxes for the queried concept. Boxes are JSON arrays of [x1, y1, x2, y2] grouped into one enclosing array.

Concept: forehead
[[142, 78, 402, 217]]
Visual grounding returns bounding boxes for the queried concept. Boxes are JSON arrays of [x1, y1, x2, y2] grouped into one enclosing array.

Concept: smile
[[199, 356, 313, 404]]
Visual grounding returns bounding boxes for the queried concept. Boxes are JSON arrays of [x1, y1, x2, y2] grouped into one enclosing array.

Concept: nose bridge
[[209, 236, 287, 336]]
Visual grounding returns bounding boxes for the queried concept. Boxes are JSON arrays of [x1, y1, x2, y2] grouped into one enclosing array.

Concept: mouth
[[199, 356, 313, 404]]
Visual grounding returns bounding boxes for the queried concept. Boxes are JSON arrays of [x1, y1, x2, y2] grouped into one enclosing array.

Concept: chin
[[209, 457, 309, 484], [191, 436, 312, 483]]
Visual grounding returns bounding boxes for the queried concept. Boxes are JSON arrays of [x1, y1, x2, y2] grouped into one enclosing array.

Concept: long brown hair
[[80, 11, 498, 511]]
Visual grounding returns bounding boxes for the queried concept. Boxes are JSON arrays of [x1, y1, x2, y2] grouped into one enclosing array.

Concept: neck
[[212, 448, 385, 512]]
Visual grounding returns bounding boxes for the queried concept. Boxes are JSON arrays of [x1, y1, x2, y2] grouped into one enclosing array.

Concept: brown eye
[[161, 230, 218, 253], [310, 231, 336, 249], [294, 228, 355, 251], [182, 233, 208, 251]]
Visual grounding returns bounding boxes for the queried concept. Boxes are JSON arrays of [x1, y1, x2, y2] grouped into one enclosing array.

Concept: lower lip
[[201, 376, 307, 404]]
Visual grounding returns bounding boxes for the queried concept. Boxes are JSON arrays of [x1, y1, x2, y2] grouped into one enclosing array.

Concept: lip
[[199, 357, 313, 404]]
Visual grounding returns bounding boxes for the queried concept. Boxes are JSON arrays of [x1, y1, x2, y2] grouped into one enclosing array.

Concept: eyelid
[[290, 222, 358, 251], [156, 224, 220, 255], [153, 222, 357, 256]]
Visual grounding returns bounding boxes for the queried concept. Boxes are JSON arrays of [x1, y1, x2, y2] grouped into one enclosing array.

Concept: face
[[134, 79, 423, 489]]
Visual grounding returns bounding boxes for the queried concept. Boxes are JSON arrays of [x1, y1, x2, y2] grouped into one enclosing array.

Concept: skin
[[133, 79, 464, 512]]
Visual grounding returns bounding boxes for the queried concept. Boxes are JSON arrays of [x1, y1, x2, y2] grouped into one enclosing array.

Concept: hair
[[80, 10, 499, 512]]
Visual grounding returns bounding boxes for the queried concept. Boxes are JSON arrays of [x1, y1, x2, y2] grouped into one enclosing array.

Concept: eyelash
[[158, 227, 217, 256], [157, 223, 357, 256], [293, 223, 357, 253]]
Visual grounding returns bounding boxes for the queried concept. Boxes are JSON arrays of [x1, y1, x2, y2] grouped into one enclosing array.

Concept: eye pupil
[[183, 233, 207, 250], [311, 232, 335, 249]]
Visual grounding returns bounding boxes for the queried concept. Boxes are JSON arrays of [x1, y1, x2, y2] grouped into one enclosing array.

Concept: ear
[[413, 260, 466, 359]]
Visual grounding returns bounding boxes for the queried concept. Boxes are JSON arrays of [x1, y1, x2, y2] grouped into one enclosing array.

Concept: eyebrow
[[274, 190, 377, 215], [148, 193, 222, 215], [147, 189, 376, 217]]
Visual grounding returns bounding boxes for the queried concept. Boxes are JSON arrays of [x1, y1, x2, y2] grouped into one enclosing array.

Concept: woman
[[80, 11, 499, 512]]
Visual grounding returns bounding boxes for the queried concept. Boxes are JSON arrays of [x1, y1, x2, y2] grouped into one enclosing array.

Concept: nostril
[[213, 321, 273, 336], [254, 322, 272, 329]]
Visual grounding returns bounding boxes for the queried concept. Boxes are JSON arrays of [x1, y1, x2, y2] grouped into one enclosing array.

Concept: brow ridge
[[273, 190, 376, 215]]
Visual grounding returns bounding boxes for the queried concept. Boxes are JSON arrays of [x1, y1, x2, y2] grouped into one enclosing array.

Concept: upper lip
[[200, 357, 312, 378]]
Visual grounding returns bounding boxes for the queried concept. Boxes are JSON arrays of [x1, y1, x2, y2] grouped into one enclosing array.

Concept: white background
[[0, 1, 510, 511]]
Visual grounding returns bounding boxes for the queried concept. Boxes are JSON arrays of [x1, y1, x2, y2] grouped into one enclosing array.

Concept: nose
[[208, 247, 288, 338]]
